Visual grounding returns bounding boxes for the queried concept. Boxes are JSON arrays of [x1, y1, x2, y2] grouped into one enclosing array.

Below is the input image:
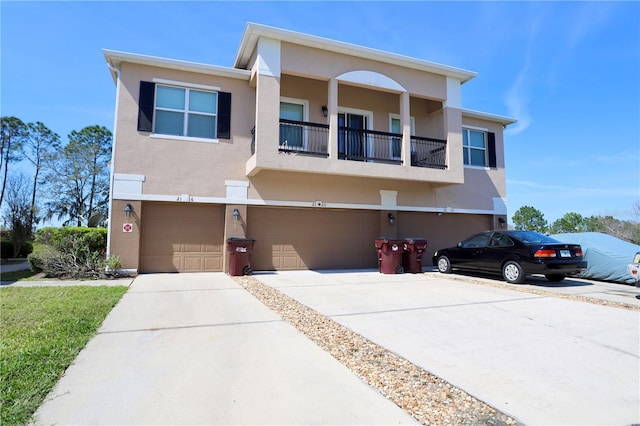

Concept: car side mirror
[[457, 242, 463, 248]]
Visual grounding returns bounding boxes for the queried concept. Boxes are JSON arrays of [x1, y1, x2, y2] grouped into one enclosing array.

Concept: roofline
[[234, 22, 478, 83], [102, 49, 251, 84], [462, 109, 517, 127]]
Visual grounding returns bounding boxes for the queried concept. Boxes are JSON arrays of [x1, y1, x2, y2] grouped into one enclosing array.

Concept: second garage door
[[248, 207, 379, 271], [140, 202, 225, 273]]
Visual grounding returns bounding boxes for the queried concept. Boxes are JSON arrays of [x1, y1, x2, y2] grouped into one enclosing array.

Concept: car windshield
[[509, 231, 560, 244]]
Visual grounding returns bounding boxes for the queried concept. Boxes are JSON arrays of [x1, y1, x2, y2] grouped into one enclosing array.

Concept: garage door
[[398, 212, 493, 260], [248, 207, 379, 270], [140, 202, 224, 273]]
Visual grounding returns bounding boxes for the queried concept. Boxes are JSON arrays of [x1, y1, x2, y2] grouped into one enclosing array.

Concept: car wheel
[[545, 274, 565, 282], [437, 255, 452, 273], [502, 261, 525, 284]]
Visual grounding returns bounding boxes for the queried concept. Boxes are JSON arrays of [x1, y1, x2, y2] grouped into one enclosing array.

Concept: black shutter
[[217, 92, 231, 139], [487, 132, 497, 168], [138, 81, 155, 132]]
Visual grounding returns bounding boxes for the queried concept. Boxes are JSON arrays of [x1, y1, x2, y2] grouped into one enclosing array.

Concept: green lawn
[[0, 286, 128, 426]]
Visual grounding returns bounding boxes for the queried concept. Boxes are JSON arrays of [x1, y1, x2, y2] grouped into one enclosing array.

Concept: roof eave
[[234, 22, 477, 83], [462, 109, 518, 127], [103, 49, 251, 81]]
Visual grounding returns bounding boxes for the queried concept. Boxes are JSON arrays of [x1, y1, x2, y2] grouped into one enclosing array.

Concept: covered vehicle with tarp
[[550, 232, 640, 284]]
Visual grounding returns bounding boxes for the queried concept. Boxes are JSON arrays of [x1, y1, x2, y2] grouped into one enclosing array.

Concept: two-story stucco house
[[103, 22, 516, 274]]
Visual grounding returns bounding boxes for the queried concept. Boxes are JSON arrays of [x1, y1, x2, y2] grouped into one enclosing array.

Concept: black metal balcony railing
[[411, 136, 447, 169], [338, 127, 402, 164], [278, 119, 329, 157], [263, 119, 447, 169]]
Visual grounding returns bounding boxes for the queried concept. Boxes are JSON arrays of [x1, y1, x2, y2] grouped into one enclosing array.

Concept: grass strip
[[0, 286, 128, 426]]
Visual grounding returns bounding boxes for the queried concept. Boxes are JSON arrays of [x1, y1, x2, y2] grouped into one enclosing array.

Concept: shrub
[[27, 227, 114, 279], [1, 240, 13, 259], [1, 238, 32, 259], [35, 227, 107, 253]]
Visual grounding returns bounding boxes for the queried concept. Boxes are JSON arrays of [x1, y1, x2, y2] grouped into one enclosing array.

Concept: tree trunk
[[0, 142, 10, 207]]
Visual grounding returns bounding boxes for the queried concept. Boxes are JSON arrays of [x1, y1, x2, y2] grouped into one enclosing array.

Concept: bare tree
[[2, 173, 32, 257], [0, 117, 27, 207], [21, 121, 61, 231]]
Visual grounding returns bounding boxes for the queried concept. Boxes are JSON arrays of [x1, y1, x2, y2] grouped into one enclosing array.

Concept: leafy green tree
[[42, 126, 112, 226], [0, 117, 27, 207], [512, 205, 548, 232], [548, 212, 589, 234], [21, 122, 61, 232]]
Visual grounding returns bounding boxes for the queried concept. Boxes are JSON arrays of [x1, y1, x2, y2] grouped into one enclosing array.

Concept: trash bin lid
[[227, 237, 256, 242]]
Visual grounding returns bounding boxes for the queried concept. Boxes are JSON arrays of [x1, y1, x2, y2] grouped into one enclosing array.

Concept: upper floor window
[[279, 97, 308, 149], [463, 128, 487, 167], [137, 81, 231, 140], [155, 85, 217, 139]]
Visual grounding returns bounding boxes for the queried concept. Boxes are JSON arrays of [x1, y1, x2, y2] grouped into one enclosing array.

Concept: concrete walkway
[[0, 259, 30, 273], [32, 273, 417, 425], [256, 270, 640, 426]]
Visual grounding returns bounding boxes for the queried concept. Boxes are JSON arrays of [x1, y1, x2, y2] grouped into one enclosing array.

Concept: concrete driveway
[[33, 273, 416, 425], [255, 270, 640, 426]]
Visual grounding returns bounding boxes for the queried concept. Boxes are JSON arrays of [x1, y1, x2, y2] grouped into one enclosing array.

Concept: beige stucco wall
[[113, 63, 255, 198], [280, 42, 447, 100], [110, 199, 141, 270], [110, 61, 505, 209]]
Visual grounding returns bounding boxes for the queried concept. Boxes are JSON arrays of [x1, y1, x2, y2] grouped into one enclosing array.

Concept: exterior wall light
[[124, 203, 133, 219], [498, 217, 506, 227], [233, 208, 240, 222], [388, 213, 395, 224], [322, 105, 328, 117]]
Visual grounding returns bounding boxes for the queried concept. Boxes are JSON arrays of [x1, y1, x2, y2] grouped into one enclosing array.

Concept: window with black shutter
[[487, 132, 497, 168], [137, 80, 231, 140]]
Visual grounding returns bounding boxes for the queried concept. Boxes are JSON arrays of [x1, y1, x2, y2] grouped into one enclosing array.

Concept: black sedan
[[432, 230, 587, 284]]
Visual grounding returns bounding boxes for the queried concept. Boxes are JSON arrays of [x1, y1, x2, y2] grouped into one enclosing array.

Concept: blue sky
[[2, 1, 639, 225]]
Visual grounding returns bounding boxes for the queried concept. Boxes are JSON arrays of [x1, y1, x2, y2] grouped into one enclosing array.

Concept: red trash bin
[[226, 238, 256, 276], [403, 238, 428, 273], [374, 238, 405, 274]]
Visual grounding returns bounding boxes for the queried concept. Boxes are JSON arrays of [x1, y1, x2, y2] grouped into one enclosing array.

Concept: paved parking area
[[33, 273, 416, 425], [255, 270, 640, 426]]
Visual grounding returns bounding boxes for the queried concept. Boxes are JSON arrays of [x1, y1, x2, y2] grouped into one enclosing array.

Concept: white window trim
[[280, 97, 309, 122], [463, 124, 489, 132], [152, 78, 221, 92], [150, 133, 219, 144], [462, 127, 488, 169], [153, 84, 219, 141], [338, 106, 373, 128], [389, 114, 415, 135], [280, 97, 310, 150]]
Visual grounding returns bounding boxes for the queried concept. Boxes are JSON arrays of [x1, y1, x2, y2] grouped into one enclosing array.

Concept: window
[[390, 115, 415, 160], [489, 233, 514, 247], [463, 128, 486, 167], [463, 128, 497, 168], [155, 85, 217, 139], [137, 81, 231, 140], [461, 232, 491, 248], [279, 101, 305, 149]]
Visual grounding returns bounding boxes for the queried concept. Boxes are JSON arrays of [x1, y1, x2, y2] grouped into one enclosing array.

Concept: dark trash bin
[[374, 238, 405, 274], [403, 238, 428, 273], [226, 237, 256, 276]]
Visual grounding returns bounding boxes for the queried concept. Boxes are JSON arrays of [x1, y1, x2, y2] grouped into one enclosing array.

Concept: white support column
[[328, 78, 339, 160], [400, 91, 411, 166]]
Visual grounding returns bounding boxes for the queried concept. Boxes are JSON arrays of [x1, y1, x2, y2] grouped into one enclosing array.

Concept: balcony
[[247, 119, 462, 185], [276, 119, 447, 168]]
